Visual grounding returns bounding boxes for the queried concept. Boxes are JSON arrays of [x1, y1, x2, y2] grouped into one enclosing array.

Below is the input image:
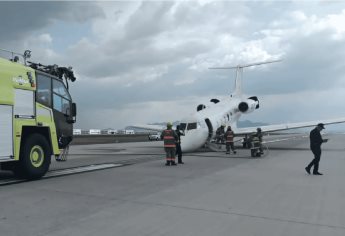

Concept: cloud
[[0, 1, 102, 43], [2, 1, 345, 130]]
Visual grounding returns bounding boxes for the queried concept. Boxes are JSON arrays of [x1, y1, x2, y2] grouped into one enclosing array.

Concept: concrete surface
[[1, 134, 345, 236]]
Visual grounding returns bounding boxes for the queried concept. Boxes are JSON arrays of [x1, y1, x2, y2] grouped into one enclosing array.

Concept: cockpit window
[[187, 122, 197, 130], [179, 123, 187, 130]]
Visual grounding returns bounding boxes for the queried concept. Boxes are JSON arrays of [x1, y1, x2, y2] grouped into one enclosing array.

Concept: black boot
[[165, 161, 171, 166]]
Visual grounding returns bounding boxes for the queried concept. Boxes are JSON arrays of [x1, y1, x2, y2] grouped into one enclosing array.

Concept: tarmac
[[1, 133, 345, 236]]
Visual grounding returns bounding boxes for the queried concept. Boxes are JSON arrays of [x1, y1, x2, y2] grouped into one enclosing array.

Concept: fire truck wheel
[[14, 133, 51, 179]]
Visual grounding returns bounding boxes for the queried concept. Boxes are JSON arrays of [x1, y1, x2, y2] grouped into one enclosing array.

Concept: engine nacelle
[[238, 97, 259, 114], [238, 102, 249, 112]]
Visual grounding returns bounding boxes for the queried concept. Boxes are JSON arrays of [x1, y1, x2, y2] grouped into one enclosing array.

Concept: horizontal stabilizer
[[234, 117, 345, 135]]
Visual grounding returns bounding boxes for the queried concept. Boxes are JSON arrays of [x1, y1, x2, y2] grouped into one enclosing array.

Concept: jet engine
[[248, 96, 259, 109], [237, 96, 260, 114], [197, 104, 206, 112], [238, 102, 249, 112]]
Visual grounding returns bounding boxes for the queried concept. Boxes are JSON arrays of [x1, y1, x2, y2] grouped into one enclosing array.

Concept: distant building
[[120, 129, 135, 135], [101, 129, 118, 135], [73, 129, 81, 135], [89, 129, 101, 135]]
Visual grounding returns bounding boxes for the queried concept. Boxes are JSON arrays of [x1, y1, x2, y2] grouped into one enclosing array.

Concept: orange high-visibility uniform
[[162, 129, 177, 163], [163, 130, 176, 148], [225, 130, 236, 154], [225, 130, 234, 143]]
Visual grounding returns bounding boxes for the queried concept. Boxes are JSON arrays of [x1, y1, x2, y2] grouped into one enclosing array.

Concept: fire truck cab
[[0, 49, 77, 179]]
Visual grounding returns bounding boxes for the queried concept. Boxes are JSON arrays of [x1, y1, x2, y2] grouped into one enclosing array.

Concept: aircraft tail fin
[[233, 67, 243, 97], [209, 59, 281, 98]]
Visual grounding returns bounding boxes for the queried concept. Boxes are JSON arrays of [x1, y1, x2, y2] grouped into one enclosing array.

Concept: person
[[250, 127, 264, 154], [215, 125, 225, 144], [224, 126, 236, 154], [175, 125, 184, 164], [255, 127, 263, 154], [160, 122, 178, 166], [305, 123, 328, 175]]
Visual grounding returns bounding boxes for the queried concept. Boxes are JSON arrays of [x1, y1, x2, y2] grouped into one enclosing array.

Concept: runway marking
[[46, 163, 124, 178], [0, 163, 124, 186]]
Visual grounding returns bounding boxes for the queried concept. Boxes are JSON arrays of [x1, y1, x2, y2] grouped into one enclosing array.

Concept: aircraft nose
[[180, 129, 209, 152]]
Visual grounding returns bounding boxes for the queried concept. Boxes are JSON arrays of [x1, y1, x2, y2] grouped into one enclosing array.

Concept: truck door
[[52, 78, 73, 148], [0, 105, 13, 160]]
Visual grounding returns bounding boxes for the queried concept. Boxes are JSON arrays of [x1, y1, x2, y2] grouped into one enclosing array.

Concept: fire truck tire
[[14, 133, 51, 179]]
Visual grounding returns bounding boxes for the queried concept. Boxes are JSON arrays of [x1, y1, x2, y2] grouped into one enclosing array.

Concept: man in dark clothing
[[175, 125, 184, 164], [215, 125, 225, 144], [305, 123, 328, 175]]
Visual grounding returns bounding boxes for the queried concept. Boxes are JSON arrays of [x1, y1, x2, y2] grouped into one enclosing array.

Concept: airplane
[[132, 60, 345, 152]]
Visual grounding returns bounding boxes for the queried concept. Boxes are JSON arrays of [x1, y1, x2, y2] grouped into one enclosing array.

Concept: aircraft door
[[204, 118, 213, 141]]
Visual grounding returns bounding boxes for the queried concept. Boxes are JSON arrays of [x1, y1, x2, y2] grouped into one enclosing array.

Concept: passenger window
[[36, 74, 52, 107], [179, 123, 187, 130], [53, 79, 71, 115], [187, 123, 197, 130]]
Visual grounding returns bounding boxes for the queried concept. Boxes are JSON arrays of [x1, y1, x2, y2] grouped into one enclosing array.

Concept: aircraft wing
[[234, 117, 345, 135], [128, 124, 165, 132]]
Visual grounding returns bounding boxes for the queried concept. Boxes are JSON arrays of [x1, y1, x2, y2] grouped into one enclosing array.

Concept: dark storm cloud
[[0, 1, 104, 43]]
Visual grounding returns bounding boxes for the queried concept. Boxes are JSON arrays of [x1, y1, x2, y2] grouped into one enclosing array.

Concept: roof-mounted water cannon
[[27, 61, 77, 90], [23, 50, 31, 64]]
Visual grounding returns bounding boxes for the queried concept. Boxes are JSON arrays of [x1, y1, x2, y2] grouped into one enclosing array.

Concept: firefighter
[[224, 126, 236, 154], [215, 124, 225, 143], [255, 127, 263, 154], [160, 122, 178, 166]]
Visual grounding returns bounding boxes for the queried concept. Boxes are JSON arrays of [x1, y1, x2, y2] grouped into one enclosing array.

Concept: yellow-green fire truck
[[0, 49, 76, 179]]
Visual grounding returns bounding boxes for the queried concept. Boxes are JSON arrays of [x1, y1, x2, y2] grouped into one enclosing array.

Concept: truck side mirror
[[71, 103, 77, 117], [67, 103, 77, 124]]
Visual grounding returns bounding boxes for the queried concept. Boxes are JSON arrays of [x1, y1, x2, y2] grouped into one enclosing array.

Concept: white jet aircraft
[[133, 60, 345, 152]]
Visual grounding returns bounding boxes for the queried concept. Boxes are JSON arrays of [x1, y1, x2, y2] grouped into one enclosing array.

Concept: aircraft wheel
[[14, 133, 51, 179]]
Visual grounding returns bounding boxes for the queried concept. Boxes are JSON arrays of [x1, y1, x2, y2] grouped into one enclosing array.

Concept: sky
[[1, 0, 345, 131]]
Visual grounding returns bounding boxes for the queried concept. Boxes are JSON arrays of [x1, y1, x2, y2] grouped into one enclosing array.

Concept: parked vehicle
[[148, 133, 161, 141]]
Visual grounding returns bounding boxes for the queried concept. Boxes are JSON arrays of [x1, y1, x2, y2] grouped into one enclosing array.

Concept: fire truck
[[0, 49, 77, 179]]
